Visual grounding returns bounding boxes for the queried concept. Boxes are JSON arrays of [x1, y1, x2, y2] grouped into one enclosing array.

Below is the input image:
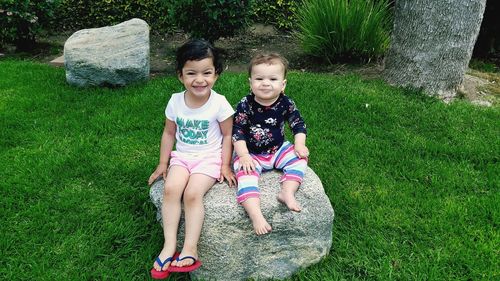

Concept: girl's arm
[[148, 119, 176, 185], [219, 116, 237, 187]]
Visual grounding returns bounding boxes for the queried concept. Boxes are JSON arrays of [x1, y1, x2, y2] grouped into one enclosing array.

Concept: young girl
[[148, 39, 236, 279], [232, 52, 309, 235]]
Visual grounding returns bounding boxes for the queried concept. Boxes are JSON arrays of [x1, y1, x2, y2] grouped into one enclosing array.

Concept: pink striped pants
[[233, 142, 308, 204]]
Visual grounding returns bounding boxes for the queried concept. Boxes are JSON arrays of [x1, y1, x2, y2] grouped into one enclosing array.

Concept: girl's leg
[[171, 173, 215, 267], [153, 165, 190, 271]]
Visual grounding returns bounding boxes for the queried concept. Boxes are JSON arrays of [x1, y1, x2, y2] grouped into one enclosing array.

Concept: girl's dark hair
[[175, 39, 223, 75]]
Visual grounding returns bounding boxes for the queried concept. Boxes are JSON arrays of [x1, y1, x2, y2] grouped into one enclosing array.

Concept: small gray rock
[[64, 18, 149, 87], [150, 167, 334, 281]]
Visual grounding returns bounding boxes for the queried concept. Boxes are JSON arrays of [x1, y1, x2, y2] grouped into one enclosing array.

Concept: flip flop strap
[[176, 256, 196, 263], [155, 256, 173, 267]]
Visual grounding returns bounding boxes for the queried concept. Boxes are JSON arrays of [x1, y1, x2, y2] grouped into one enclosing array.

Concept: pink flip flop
[[150, 268, 170, 280], [150, 252, 179, 279], [168, 256, 202, 272]]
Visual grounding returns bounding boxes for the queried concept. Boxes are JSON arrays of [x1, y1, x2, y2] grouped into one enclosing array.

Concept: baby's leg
[[274, 143, 308, 212], [242, 197, 272, 235], [153, 166, 190, 271], [234, 157, 272, 235], [277, 180, 301, 212], [171, 173, 215, 267]]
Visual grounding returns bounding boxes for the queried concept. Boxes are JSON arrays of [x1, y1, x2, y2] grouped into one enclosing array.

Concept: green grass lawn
[[1, 60, 498, 280]]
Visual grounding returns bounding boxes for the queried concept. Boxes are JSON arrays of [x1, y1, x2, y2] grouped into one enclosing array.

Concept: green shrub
[[251, 0, 299, 31], [167, 0, 253, 43], [296, 0, 392, 62], [469, 59, 499, 73], [0, 0, 60, 51], [53, 0, 173, 33]]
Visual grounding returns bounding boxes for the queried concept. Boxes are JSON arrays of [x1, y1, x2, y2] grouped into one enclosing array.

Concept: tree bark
[[383, 0, 487, 101]]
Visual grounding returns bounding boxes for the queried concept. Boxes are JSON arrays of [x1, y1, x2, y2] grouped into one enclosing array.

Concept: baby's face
[[249, 62, 286, 106]]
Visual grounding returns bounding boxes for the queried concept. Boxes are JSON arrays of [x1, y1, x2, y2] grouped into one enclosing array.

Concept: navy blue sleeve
[[285, 97, 307, 135], [232, 97, 250, 142]]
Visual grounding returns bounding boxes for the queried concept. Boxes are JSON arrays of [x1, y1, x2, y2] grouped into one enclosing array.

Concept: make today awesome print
[[176, 117, 210, 145]]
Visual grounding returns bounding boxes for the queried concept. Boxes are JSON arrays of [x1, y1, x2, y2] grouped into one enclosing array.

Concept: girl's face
[[249, 62, 286, 106], [178, 58, 218, 99]]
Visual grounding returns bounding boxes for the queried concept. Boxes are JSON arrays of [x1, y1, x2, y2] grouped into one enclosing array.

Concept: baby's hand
[[148, 163, 168, 186], [238, 154, 256, 175], [294, 144, 309, 159], [219, 165, 237, 188]]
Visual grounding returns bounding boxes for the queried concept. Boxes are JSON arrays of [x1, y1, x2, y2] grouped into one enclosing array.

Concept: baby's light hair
[[248, 52, 289, 78]]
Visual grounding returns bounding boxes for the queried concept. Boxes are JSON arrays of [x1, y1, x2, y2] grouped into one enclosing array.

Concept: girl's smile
[[178, 58, 218, 107]]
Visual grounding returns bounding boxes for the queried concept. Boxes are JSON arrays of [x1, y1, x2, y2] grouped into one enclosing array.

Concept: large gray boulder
[[64, 18, 149, 87], [150, 167, 334, 281]]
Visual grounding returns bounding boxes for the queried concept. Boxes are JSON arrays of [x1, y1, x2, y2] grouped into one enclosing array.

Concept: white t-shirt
[[165, 90, 234, 154]]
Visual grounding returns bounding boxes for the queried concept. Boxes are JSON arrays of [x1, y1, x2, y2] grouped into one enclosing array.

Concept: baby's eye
[[255, 78, 263, 81], [271, 78, 278, 81]]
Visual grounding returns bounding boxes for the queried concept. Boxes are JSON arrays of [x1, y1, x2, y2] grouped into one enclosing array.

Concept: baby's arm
[[294, 133, 309, 159], [219, 116, 237, 187], [286, 98, 309, 159], [233, 140, 255, 174], [148, 119, 176, 185], [232, 99, 256, 174]]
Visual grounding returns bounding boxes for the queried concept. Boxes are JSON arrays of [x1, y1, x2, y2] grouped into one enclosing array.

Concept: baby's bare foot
[[277, 191, 302, 212], [252, 216, 272, 235]]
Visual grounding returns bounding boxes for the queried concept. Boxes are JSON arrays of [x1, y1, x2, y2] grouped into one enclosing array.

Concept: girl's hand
[[238, 154, 256, 175], [219, 165, 237, 188], [148, 163, 168, 185], [294, 144, 309, 159]]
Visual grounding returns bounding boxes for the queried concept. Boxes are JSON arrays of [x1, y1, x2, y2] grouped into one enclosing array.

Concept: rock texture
[[64, 18, 149, 87], [150, 167, 334, 281]]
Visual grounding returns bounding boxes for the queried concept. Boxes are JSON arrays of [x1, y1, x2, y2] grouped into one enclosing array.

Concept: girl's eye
[[204, 71, 213, 75]]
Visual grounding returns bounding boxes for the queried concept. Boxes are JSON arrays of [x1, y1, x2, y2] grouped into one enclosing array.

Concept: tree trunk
[[383, 0, 487, 101]]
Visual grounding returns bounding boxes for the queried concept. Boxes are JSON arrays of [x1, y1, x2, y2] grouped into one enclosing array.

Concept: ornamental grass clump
[[296, 0, 392, 62]]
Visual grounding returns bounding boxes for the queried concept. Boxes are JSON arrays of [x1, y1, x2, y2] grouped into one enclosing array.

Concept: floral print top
[[232, 93, 307, 154]]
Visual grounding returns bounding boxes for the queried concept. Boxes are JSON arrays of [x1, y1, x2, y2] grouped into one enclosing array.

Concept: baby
[[232, 52, 309, 235]]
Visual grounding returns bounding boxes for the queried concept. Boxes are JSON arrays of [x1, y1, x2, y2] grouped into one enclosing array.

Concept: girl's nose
[[194, 75, 204, 83]]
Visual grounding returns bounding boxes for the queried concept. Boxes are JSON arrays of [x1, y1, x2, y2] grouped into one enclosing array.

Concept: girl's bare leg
[[242, 197, 272, 235], [277, 180, 301, 212], [153, 166, 190, 271], [171, 173, 215, 267]]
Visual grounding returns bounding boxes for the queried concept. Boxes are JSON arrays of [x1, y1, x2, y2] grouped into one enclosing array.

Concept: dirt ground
[[152, 25, 500, 105], [147, 24, 329, 74], [3, 24, 499, 105]]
